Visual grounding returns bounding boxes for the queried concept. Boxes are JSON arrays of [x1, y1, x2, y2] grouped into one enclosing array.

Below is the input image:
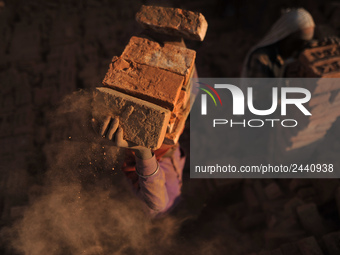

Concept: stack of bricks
[[93, 5, 207, 149], [285, 40, 340, 78], [299, 41, 340, 78], [281, 40, 340, 151]]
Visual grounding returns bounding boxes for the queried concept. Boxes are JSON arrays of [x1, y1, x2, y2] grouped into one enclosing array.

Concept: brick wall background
[[0, 0, 340, 254]]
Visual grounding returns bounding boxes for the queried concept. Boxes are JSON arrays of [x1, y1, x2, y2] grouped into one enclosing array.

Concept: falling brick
[[136, 5, 208, 41], [121, 36, 196, 84], [103, 56, 184, 111], [92, 87, 170, 149]]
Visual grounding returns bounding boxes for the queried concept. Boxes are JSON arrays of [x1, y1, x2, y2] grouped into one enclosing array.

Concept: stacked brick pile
[[299, 41, 340, 78], [281, 40, 340, 151], [93, 5, 208, 149]]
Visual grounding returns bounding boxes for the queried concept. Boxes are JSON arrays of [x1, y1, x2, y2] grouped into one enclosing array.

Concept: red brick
[[136, 5, 208, 41], [182, 67, 195, 91], [121, 36, 196, 84], [163, 95, 190, 145], [300, 44, 340, 64], [298, 44, 340, 77], [93, 87, 170, 149], [102, 56, 184, 111], [173, 90, 190, 114]]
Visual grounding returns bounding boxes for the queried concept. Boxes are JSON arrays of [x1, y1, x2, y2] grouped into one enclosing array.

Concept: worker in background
[[242, 8, 315, 78]]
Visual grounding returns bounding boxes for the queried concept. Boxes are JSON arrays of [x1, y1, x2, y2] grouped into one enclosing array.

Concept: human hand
[[91, 116, 153, 160]]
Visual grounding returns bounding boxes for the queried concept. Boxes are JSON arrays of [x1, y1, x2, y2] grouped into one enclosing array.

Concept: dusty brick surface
[[300, 44, 340, 63], [298, 43, 340, 77], [121, 36, 196, 84], [92, 87, 170, 149], [286, 42, 340, 78], [136, 5, 208, 41], [102, 56, 184, 111]]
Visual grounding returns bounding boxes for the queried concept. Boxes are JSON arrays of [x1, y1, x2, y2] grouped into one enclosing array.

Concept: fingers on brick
[[107, 117, 119, 140], [100, 116, 112, 137]]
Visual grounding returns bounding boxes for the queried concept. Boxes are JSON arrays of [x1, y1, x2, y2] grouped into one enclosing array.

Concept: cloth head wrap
[[241, 8, 315, 77]]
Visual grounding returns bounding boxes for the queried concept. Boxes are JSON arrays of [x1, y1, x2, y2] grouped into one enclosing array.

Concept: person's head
[[242, 8, 315, 77], [256, 8, 315, 56], [278, 25, 314, 58], [276, 9, 315, 58]]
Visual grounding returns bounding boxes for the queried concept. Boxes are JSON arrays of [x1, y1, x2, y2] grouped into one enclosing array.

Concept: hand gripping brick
[[92, 87, 170, 149]]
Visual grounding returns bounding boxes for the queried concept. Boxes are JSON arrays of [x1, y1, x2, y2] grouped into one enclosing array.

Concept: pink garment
[[127, 145, 185, 215]]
